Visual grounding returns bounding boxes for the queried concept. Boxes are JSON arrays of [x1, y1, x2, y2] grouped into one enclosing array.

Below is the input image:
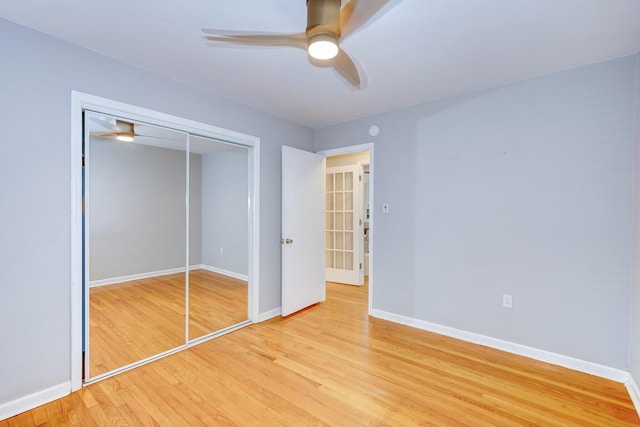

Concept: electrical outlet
[[502, 294, 513, 309]]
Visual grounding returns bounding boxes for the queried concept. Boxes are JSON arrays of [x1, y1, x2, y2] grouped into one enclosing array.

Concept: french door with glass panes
[[326, 165, 363, 285]]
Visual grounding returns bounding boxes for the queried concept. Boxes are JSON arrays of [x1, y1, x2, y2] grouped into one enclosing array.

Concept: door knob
[[281, 238, 293, 244]]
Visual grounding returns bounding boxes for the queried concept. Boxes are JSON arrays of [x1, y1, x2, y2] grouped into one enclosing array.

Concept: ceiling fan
[[89, 117, 178, 143], [202, 0, 394, 89], [90, 119, 139, 142]]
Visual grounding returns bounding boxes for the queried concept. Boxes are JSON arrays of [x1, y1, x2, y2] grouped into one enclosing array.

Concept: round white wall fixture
[[369, 125, 380, 137]]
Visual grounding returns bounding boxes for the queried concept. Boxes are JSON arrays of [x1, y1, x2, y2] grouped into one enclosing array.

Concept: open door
[[281, 146, 326, 316], [325, 165, 363, 285]]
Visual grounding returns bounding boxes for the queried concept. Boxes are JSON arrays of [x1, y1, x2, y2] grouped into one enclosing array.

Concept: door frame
[[317, 143, 374, 315], [70, 91, 261, 390]]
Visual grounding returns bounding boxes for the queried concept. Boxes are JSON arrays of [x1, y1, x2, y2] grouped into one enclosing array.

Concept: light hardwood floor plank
[[2, 280, 639, 426]]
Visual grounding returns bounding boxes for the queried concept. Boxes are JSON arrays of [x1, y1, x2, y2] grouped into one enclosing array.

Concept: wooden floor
[[3, 281, 639, 426], [89, 269, 247, 377]]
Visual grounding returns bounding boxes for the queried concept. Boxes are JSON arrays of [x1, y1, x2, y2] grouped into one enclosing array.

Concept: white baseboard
[[625, 374, 640, 416], [0, 382, 69, 421], [370, 309, 629, 383], [257, 307, 281, 322], [200, 265, 248, 282], [89, 264, 247, 287], [4, 316, 638, 422]]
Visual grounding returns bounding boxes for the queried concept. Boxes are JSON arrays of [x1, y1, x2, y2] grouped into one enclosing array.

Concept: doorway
[[318, 144, 374, 315], [70, 92, 261, 389]]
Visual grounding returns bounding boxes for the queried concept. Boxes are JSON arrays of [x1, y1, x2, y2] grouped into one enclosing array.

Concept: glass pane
[[336, 192, 344, 210], [345, 252, 354, 270], [344, 212, 353, 231], [326, 231, 334, 250], [326, 192, 334, 211], [345, 232, 353, 251], [87, 113, 187, 379], [326, 173, 334, 191], [326, 212, 334, 230], [345, 172, 353, 190], [345, 191, 353, 211], [336, 173, 344, 191], [189, 137, 249, 341], [335, 212, 344, 230], [336, 252, 344, 269], [336, 232, 344, 250], [326, 250, 334, 268]]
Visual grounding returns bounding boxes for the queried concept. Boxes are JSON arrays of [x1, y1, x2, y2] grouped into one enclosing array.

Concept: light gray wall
[[315, 56, 638, 369], [0, 18, 312, 408], [201, 148, 249, 276], [631, 53, 640, 384], [89, 140, 200, 281]]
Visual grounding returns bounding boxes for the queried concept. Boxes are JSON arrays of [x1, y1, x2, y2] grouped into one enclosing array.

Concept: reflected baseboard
[[89, 264, 247, 287], [89, 266, 195, 287], [199, 265, 248, 282]]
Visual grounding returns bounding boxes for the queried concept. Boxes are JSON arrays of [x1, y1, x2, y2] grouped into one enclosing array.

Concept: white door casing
[[281, 146, 326, 316], [317, 143, 374, 315]]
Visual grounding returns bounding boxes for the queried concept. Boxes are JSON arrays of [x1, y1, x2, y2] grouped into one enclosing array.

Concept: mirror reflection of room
[[188, 136, 249, 340], [85, 113, 249, 380]]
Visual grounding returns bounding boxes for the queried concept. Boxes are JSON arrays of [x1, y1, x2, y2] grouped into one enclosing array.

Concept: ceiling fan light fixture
[[308, 33, 339, 60], [116, 134, 135, 142]]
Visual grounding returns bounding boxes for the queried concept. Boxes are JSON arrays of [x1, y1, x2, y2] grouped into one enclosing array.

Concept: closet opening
[[70, 92, 260, 387]]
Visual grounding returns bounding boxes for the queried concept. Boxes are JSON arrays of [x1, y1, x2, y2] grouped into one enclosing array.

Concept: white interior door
[[326, 165, 363, 285], [281, 146, 326, 316]]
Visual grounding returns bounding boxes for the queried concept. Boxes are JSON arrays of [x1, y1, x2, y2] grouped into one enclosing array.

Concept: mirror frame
[[70, 91, 261, 389]]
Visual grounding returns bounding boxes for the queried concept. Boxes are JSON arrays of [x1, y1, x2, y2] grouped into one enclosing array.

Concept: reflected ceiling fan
[[89, 117, 176, 143], [90, 119, 139, 142], [202, 0, 394, 89]]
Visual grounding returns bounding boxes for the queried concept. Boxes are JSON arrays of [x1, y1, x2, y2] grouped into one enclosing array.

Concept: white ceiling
[[2, 0, 640, 128]]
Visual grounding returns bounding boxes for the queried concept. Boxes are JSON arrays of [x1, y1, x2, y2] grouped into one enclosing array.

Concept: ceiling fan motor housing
[[306, 0, 341, 40], [115, 119, 136, 140]]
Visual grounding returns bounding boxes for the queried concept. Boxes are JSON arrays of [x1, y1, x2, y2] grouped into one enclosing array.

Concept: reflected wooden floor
[[89, 269, 247, 377], [188, 269, 248, 339], [3, 281, 639, 426]]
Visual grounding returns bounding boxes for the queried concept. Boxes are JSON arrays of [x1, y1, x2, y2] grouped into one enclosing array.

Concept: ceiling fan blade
[[332, 48, 363, 89], [89, 131, 119, 138], [88, 115, 115, 130], [340, 0, 394, 38], [203, 29, 307, 49]]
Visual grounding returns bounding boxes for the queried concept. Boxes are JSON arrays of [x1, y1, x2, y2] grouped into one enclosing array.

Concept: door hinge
[[359, 219, 362, 226], [359, 263, 363, 269], [359, 175, 362, 182]]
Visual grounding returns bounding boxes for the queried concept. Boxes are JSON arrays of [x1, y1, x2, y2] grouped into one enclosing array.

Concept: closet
[[83, 111, 252, 381]]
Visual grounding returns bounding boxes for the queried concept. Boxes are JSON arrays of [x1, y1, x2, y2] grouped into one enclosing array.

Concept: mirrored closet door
[[188, 136, 249, 340], [83, 111, 250, 381]]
